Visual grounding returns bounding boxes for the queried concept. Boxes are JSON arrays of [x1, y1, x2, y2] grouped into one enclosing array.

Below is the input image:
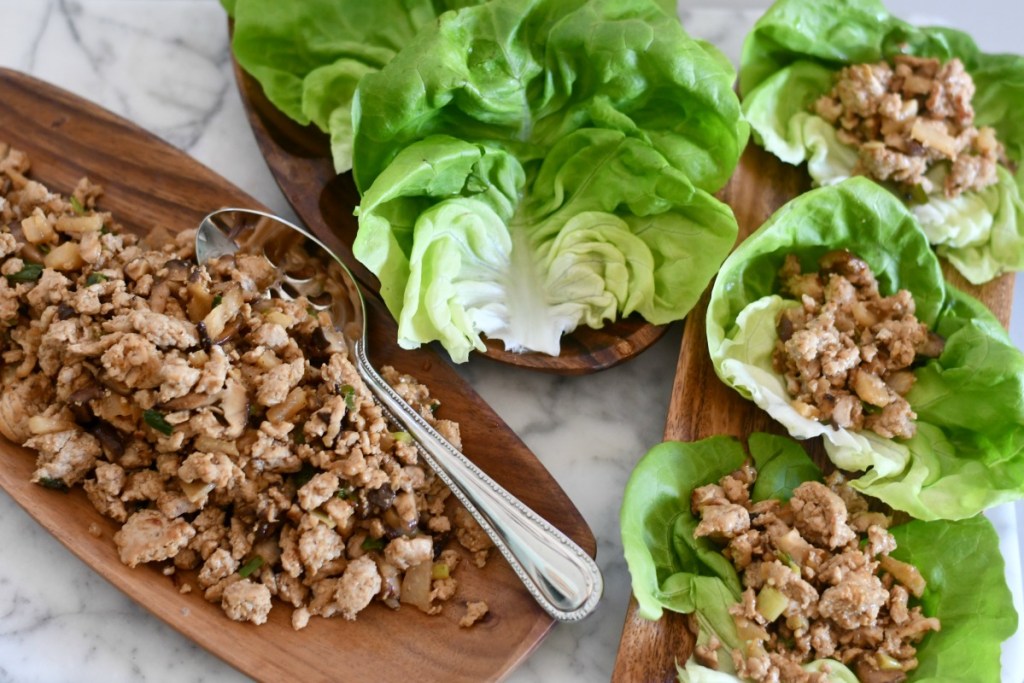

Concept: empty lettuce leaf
[[351, 0, 747, 361]]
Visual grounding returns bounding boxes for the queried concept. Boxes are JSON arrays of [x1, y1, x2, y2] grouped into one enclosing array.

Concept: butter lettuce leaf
[[227, 0, 683, 172], [226, 0, 484, 173], [707, 178, 1024, 520], [889, 516, 1018, 682], [620, 436, 746, 624], [620, 433, 1016, 682], [738, 0, 1024, 284], [351, 0, 745, 361]]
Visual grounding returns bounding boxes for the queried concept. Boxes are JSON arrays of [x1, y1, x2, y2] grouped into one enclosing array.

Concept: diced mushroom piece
[[879, 555, 927, 598], [192, 434, 239, 457], [148, 280, 171, 314], [910, 118, 958, 158], [186, 277, 215, 323], [819, 249, 871, 284], [202, 285, 244, 341], [266, 386, 308, 424], [162, 390, 219, 411], [161, 258, 190, 282], [916, 331, 946, 358]]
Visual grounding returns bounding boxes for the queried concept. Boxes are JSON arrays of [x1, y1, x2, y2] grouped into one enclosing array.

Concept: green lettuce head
[[620, 433, 1017, 682], [226, 0, 681, 174], [227, 0, 489, 173], [739, 0, 1024, 284], [350, 0, 747, 362], [707, 177, 1024, 521]]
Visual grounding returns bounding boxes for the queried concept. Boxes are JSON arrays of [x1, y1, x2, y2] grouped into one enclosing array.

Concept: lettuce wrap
[[349, 0, 747, 361], [739, 0, 1024, 284], [620, 432, 1017, 682], [707, 178, 1024, 520]]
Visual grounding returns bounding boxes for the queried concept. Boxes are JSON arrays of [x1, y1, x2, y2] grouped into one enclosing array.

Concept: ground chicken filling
[[814, 54, 1005, 198], [0, 142, 492, 628], [772, 250, 944, 439], [691, 465, 939, 683]]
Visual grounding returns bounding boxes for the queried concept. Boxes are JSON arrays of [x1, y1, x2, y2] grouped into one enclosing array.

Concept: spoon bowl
[[196, 208, 604, 621]]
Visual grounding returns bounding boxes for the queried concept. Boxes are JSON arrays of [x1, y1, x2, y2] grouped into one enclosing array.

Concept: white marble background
[[0, 1, 1021, 681]]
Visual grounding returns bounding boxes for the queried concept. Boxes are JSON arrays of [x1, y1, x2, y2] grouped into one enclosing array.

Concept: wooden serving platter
[[0, 67, 596, 683], [610, 143, 1015, 681], [229, 54, 669, 375]]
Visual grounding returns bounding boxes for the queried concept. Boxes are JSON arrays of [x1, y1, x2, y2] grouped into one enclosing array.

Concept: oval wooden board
[[611, 143, 1016, 681], [0, 67, 596, 683], [229, 53, 669, 375]]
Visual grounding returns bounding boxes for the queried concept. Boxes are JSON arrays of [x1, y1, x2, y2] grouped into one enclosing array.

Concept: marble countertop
[[0, 1, 1021, 681]]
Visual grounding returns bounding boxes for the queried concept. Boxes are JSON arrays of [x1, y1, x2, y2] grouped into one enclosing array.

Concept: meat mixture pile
[[0, 143, 492, 629], [814, 55, 1004, 198], [773, 250, 944, 439], [691, 465, 939, 683]]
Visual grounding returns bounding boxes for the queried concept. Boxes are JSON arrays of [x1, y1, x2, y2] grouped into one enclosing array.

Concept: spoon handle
[[354, 340, 603, 622]]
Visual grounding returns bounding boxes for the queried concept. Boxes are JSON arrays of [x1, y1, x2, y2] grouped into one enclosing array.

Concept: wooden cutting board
[[610, 143, 1016, 681], [0, 67, 595, 683]]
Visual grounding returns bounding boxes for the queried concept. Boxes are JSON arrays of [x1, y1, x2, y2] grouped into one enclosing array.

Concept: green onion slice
[[238, 555, 265, 578], [5, 262, 43, 283], [143, 409, 174, 436]]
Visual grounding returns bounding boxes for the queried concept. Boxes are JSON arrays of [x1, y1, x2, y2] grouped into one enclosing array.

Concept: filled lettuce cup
[[739, 0, 1024, 284], [707, 178, 1024, 521], [620, 433, 1017, 682]]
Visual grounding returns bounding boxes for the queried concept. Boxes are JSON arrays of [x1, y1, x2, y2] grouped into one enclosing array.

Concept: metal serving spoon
[[195, 208, 603, 622]]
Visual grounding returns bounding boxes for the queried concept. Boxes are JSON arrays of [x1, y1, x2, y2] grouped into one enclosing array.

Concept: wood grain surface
[[229, 56, 670, 375], [0, 67, 596, 683], [611, 143, 1016, 682]]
